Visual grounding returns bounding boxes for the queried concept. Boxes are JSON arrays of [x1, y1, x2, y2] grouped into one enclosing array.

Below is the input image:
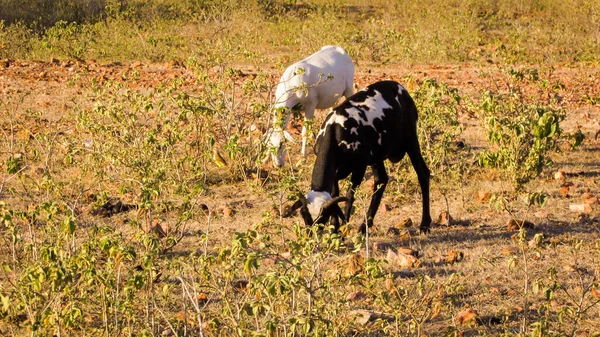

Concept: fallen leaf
[[553, 170, 566, 181], [197, 293, 208, 303], [398, 247, 419, 257], [559, 186, 570, 197], [507, 219, 535, 231], [502, 247, 518, 256], [455, 307, 478, 326], [445, 250, 464, 264], [437, 211, 453, 226], [222, 206, 234, 217], [581, 193, 598, 205], [477, 191, 492, 204], [398, 218, 413, 228], [344, 254, 364, 277]]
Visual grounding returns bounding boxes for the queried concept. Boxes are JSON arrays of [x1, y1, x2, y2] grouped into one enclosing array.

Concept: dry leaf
[[437, 211, 453, 226], [502, 247, 518, 256], [559, 186, 570, 197], [581, 193, 598, 205], [384, 278, 396, 291], [445, 250, 464, 264], [507, 219, 535, 231], [398, 218, 413, 228], [398, 247, 419, 257], [455, 307, 478, 326], [592, 287, 599, 299], [222, 206, 234, 217], [197, 293, 208, 303], [345, 254, 364, 277], [476, 191, 492, 204]]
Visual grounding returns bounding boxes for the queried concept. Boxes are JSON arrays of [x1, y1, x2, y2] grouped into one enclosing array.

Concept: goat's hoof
[[419, 225, 431, 234]]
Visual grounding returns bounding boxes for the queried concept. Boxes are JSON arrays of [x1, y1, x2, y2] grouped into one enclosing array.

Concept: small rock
[[348, 310, 374, 325], [387, 249, 421, 268], [569, 203, 592, 213], [373, 241, 393, 251], [378, 203, 392, 213], [398, 247, 419, 257], [553, 170, 566, 181], [346, 291, 367, 301], [445, 250, 464, 264]]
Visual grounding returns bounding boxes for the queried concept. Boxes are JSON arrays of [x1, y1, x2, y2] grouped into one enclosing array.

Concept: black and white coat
[[288, 80, 432, 234]]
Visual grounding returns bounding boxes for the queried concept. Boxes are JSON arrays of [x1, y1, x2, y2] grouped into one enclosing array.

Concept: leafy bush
[[478, 84, 565, 189]]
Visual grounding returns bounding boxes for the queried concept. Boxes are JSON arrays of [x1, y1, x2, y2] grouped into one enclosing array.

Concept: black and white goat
[[265, 46, 355, 168], [286, 80, 432, 234]]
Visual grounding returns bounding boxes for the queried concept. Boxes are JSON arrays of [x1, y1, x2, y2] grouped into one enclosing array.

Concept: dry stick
[[176, 277, 205, 337]]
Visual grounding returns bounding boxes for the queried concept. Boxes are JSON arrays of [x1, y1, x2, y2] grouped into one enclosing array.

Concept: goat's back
[[315, 80, 418, 163], [275, 46, 355, 109]]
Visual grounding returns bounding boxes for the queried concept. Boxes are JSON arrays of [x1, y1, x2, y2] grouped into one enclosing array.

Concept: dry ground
[[1, 59, 600, 335]]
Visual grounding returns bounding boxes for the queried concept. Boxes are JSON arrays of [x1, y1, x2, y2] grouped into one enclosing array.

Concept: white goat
[[266, 45, 355, 168]]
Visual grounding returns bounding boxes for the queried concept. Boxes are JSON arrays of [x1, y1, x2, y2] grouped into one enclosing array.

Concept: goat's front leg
[[343, 164, 367, 224], [359, 161, 388, 234], [329, 179, 342, 231], [301, 105, 316, 157], [408, 146, 431, 234]]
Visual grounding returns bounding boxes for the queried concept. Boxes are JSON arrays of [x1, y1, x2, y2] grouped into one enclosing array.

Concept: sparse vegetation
[[1, 0, 600, 336]]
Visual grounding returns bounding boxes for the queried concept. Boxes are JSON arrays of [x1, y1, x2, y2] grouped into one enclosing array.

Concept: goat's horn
[[283, 199, 303, 217], [321, 196, 349, 211], [283, 192, 314, 227]]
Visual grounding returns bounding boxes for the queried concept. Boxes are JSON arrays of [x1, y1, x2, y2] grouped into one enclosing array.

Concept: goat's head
[[284, 191, 348, 227], [264, 127, 295, 168]]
